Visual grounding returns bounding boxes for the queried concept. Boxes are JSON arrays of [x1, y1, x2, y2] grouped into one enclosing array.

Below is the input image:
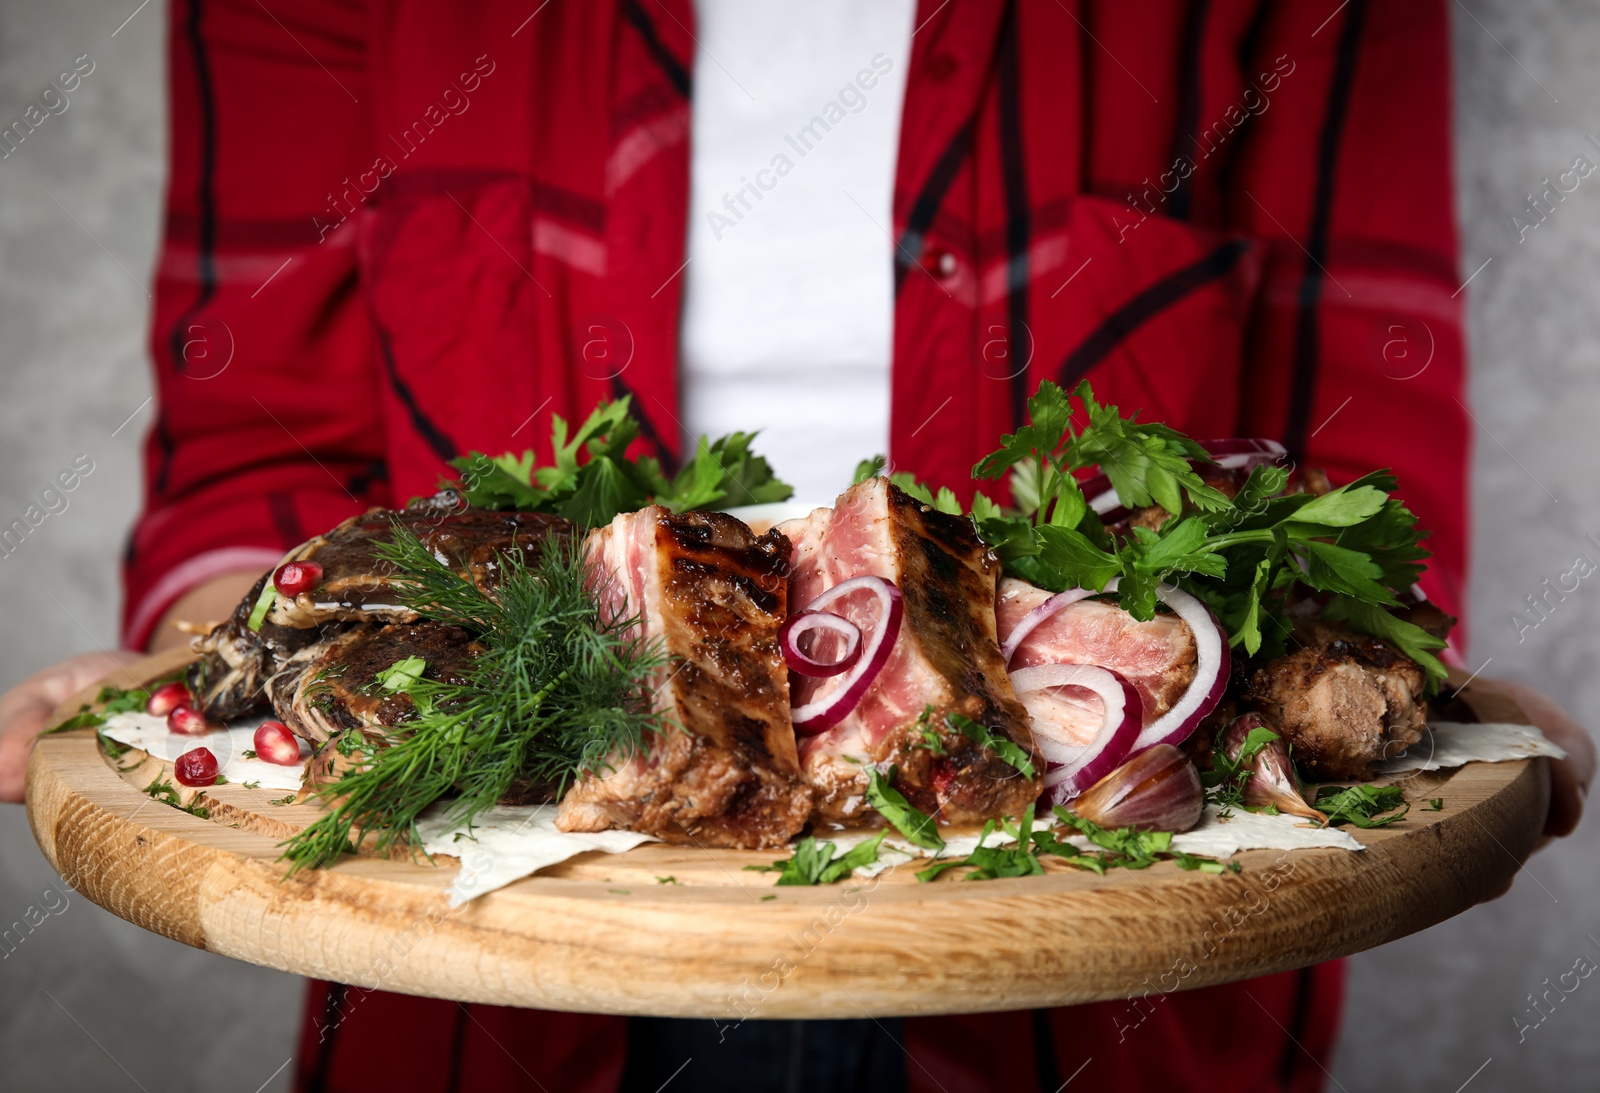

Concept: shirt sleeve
[[124, 0, 387, 649], [1228, 0, 1470, 642]]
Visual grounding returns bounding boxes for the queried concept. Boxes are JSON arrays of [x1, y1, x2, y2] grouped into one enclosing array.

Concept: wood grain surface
[[25, 650, 1550, 1018]]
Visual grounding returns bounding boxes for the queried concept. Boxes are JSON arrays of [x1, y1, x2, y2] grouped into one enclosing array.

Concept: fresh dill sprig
[[280, 523, 668, 872]]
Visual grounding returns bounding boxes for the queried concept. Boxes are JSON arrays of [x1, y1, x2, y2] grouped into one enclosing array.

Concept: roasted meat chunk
[[263, 492, 572, 629], [187, 571, 342, 720], [995, 577, 1197, 735], [266, 620, 481, 745], [187, 495, 569, 718], [1242, 622, 1427, 779], [556, 507, 813, 849], [777, 478, 1040, 826]]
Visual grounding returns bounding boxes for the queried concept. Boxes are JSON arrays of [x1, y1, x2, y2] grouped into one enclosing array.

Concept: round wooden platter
[[26, 650, 1548, 1019]]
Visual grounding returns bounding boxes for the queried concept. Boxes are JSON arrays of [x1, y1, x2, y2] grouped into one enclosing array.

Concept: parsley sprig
[[955, 380, 1446, 688], [449, 397, 792, 525]]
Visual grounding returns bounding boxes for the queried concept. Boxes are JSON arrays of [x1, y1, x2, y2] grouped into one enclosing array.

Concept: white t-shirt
[[679, 0, 916, 504]]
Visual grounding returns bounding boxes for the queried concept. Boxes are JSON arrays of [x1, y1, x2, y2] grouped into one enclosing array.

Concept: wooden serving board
[[26, 650, 1549, 1018]]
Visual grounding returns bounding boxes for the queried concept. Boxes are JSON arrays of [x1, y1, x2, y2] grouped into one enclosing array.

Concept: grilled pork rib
[[995, 577, 1197, 746], [556, 507, 813, 849], [778, 479, 1040, 826], [1242, 622, 1427, 779]]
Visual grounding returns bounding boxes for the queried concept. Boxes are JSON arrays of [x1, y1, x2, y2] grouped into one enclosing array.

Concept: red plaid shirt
[[131, 2, 1464, 1090]]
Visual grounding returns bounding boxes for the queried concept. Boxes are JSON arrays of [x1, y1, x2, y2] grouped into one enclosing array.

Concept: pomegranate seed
[[273, 560, 325, 598], [254, 721, 302, 766], [167, 705, 211, 736], [174, 747, 219, 787], [146, 681, 192, 718]]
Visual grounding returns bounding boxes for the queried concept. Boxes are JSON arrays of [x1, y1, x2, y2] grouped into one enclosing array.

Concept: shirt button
[[928, 53, 958, 81], [925, 248, 957, 277]]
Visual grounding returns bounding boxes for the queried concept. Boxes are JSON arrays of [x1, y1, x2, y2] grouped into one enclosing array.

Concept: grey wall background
[[0, 2, 1595, 1090]]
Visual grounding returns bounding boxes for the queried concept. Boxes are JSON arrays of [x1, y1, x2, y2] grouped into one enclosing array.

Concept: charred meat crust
[[558, 508, 813, 849], [1242, 623, 1427, 780], [269, 621, 481, 745], [880, 489, 1040, 822], [266, 493, 573, 628]]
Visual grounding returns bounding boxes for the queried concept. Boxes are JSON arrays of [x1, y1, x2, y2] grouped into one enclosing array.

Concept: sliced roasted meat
[[1241, 622, 1427, 779], [996, 577, 1197, 747], [266, 620, 481, 745], [556, 506, 813, 849], [778, 478, 1040, 826], [264, 492, 573, 629], [187, 572, 343, 720]]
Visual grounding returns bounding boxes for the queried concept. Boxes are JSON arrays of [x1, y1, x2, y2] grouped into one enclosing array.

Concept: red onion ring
[[790, 576, 904, 735], [1008, 663, 1142, 805], [999, 588, 1096, 665], [1103, 577, 1230, 753], [779, 610, 862, 677], [1198, 437, 1287, 472]]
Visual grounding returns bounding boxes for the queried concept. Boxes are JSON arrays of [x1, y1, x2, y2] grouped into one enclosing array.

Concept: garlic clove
[[1072, 744, 1205, 833], [1220, 713, 1325, 822]]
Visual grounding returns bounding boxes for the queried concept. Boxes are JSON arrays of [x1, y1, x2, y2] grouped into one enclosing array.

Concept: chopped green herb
[[747, 831, 890, 886], [375, 657, 427, 693], [144, 776, 210, 819], [1052, 807, 1236, 873], [448, 397, 792, 525], [96, 726, 131, 762], [46, 707, 103, 733], [917, 807, 1045, 882], [1314, 784, 1410, 828], [268, 793, 298, 806], [46, 684, 152, 734], [242, 749, 257, 760], [656, 875, 680, 885], [865, 768, 944, 851], [1425, 798, 1444, 812], [242, 780, 262, 790], [761, 894, 778, 901], [947, 712, 1036, 778], [246, 580, 278, 633], [910, 705, 947, 757]]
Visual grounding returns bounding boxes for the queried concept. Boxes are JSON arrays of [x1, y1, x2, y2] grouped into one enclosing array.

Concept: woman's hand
[[0, 652, 129, 803], [1491, 678, 1595, 846]]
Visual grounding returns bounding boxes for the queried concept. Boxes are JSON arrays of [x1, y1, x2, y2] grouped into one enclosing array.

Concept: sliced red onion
[[1104, 577, 1230, 753], [999, 588, 1096, 665], [1197, 437, 1287, 472], [779, 610, 862, 677], [790, 576, 904, 735], [1009, 663, 1141, 805]]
